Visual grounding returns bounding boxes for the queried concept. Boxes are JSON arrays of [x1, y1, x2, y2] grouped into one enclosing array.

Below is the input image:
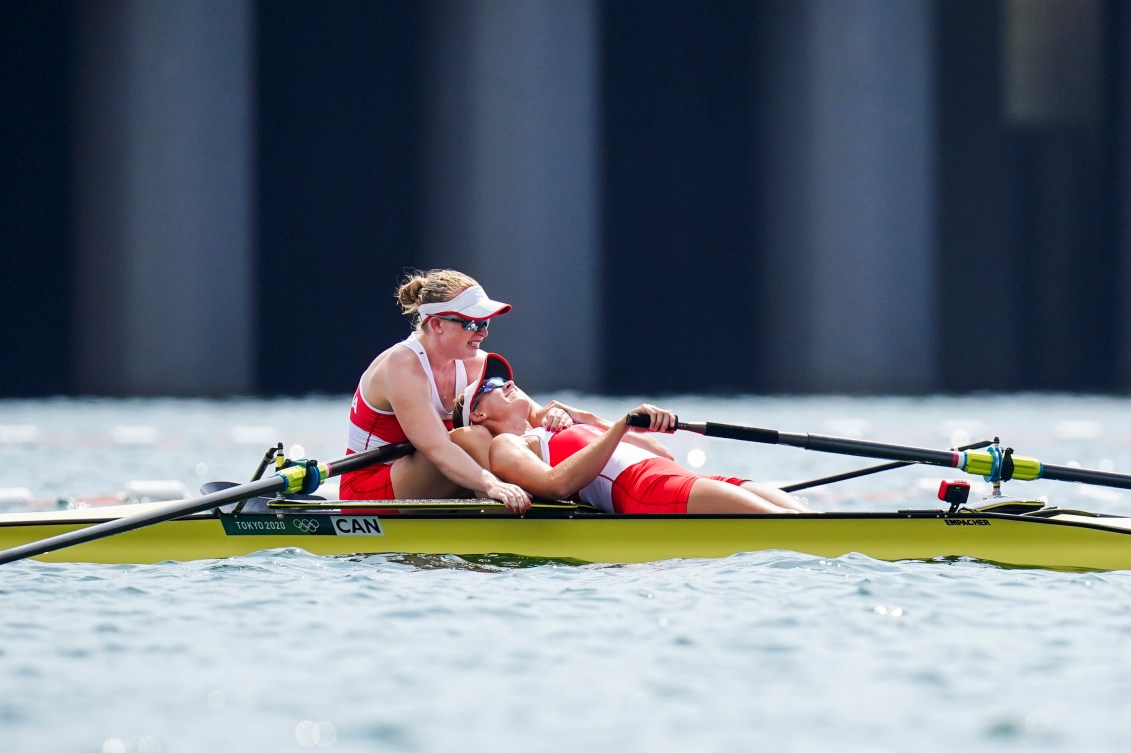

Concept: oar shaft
[[781, 440, 992, 493], [676, 421, 780, 445], [790, 431, 959, 466], [672, 419, 961, 467], [1039, 463, 1131, 490], [628, 414, 1131, 492], [0, 442, 414, 566], [327, 444, 412, 476], [0, 476, 285, 565]]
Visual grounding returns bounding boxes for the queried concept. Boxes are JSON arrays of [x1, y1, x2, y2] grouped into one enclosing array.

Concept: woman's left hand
[[540, 403, 574, 432]]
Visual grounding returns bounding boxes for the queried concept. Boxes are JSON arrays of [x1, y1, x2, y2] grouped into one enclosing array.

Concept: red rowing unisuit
[[340, 334, 468, 500], [524, 425, 747, 514]]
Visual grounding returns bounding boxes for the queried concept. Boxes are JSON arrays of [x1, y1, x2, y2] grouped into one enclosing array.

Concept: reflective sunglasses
[[471, 377, 507, 410], [436, 316, 490, 333]]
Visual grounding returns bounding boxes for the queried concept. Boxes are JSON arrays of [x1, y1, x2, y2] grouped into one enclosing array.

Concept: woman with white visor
[[340, 269, 568, 512]]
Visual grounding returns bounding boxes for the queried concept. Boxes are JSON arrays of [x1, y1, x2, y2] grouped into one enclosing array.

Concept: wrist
[[480, 470, 500, 491]]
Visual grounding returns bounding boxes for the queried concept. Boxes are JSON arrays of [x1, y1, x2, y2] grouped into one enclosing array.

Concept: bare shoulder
[[375, 345, 429, 385], [488, 433, 552, 487], [450, 425, 494, 467], [361, 343, 425, 407], [461, 350, 488, 378], [490, 432, 537, 455]]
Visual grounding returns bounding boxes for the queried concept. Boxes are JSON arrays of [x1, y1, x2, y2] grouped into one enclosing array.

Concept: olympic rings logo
[[292, 518, 321, 534]]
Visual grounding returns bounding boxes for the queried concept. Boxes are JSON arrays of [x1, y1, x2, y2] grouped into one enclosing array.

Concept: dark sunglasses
[[437, 316, 490, 333]]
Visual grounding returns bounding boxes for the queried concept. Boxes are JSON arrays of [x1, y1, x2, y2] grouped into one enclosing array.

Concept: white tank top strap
[[455, 358, 468, 394], [396, 333, 468, 418], [524, 427, 553, 463]]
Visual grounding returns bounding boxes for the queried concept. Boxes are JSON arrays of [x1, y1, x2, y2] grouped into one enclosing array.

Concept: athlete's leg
[[385, 426, 496, 498], [446, 426, 496, 499], [685, 478, 798, 514], [737, 481, 817, 512], [388, 452, 465, 498]]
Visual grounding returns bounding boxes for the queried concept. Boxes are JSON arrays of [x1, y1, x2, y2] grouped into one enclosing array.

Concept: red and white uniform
[[524, 425, 747, 514], [340, 334, 468, 499]]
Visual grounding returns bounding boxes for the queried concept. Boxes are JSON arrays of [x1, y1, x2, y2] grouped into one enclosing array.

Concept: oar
[[780, 439, 993, 493], [626, 414, 1131, 491], [0, 442, 413, 566]]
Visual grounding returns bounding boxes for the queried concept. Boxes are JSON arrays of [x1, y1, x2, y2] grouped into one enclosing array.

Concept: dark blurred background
[[3, 0, 1129, 397]]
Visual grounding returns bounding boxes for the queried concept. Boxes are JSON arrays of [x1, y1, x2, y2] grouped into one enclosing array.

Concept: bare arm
[[488, 404, 674, 499], [382, 353, 530, 509], [527, 401, 573, 432], [488, 417, 633, 499], [541, 400, 675, 460], [449, 425, 493, 469]]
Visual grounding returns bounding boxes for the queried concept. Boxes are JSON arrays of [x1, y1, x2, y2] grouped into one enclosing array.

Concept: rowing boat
[[3, 417, 1131, 571], [1, 492, 1130, 570]]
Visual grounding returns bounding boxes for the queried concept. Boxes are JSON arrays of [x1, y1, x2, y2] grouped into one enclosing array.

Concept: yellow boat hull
[[3, 501, 1131, 571]]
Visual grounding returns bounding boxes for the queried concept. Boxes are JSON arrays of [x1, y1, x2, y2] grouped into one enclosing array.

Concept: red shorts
[[610, 457, 747, 514], [339, 463, 396, 500]]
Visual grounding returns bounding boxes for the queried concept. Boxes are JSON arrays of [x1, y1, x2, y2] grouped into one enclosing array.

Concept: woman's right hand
[[625, 403, 676, 433], [486, 478, 533, 515]]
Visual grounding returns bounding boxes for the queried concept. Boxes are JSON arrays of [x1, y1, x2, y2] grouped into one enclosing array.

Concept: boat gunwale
[[3, 503, 1131, 536]]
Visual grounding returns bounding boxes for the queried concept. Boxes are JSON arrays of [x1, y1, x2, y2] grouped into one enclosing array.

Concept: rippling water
[[4, 394, 1131, 752]]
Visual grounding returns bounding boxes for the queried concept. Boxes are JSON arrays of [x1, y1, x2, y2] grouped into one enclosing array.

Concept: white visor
[[418, 285, 511, 322]]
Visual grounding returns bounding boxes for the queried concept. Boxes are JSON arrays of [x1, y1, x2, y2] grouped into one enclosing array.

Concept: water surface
[[3, 394, 1131, 752]]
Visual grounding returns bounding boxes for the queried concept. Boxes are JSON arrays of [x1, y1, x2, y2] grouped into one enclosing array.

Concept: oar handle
[[623, 412, 813, 448], [625, 412, 658, 429], [627, 413, 782, 443], [627, 412, 782, 443]]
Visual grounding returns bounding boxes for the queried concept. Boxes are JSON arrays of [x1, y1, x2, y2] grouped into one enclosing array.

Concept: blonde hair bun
[[395, 269, 480, 321]]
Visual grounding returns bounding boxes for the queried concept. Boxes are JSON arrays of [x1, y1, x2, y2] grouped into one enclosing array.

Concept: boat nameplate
[[220, 515, 385, 537]]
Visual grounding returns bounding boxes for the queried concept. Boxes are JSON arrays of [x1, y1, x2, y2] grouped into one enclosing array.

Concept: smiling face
[[414, 281, 510, 358], [425, 314, 491, 359], [471, 381, 533, 435]]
